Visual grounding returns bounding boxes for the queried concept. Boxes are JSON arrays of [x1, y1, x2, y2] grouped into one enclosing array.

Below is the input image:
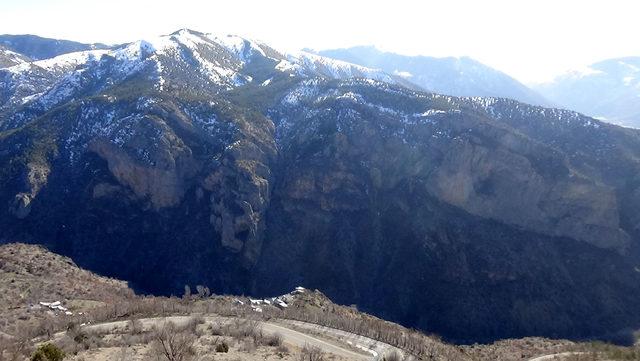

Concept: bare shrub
[[195, 285, 210, 298], [120, 331, 155, 348], [60, 324, 105, 353], [248, 327, 285, 348], [191, 315, 205, 326], [30, 343, 65, 361], [186, 315, 205, 337], [298, 344, 325, 361], [276, 343, 289, 355], [239, 338, 257, 353], [215, 341, 229, 353], [563, 353, 597, 361], [128, 318, 144, 334], [208, 323, 223, 336], [152, 321, 197, 361], [0, 336, 30, 361], [56, 334, 83, 356], [226, 319, 261, 339], [262, 332, 283, 347], [32, 317, 57, 339], [66, 324, 87, 345], [383, 350, 403, 361]]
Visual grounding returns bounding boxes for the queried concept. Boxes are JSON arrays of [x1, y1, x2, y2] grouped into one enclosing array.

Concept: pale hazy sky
[[2, 0, 639, 84]]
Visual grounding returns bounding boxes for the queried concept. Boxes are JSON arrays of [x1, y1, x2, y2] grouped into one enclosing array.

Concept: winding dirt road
[[68, 315, 399, 360]]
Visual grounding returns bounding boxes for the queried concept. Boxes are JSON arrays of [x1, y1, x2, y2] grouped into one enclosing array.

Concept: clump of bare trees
[[217, 318, 284, 354], [151, 321, 197, 361], [225, 319, 261, 339], [383, 350, 403, 361], [298, 344, 325, 361], [182, 285, 211, 301]]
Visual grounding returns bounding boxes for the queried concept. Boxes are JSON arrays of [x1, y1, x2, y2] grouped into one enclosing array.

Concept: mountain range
[[316, 45, 551, 107], [0, 34, 110, 60], [1, 29, 640, 344], [534, 57, 640, 128]]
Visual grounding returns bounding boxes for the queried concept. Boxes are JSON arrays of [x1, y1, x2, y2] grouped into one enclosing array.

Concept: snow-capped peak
[[1, 29, 408, 125], [207, 33, 269, 63]]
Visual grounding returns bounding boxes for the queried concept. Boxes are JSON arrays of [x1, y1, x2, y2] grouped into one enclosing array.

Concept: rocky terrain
[[0, 243, 133, 337], [5, 242, 639, 361], [1, 29, 640, 345]]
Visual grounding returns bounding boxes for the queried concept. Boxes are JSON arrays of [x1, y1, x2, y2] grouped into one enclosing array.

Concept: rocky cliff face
[[253, 80, 640, 341], [1, 30, 640, 343]]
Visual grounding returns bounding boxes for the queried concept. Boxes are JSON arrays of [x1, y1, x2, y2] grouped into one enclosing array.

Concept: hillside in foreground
[[2, 243, 640, 361]]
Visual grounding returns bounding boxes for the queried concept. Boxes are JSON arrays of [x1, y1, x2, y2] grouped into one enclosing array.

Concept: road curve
[[72, 315, 382, 360], [261, 321, 369, 360], [528, 351, 587, 361]]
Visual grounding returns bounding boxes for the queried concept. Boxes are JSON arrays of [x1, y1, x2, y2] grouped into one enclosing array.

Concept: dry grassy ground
[[0, 243, 133, 337], [53, 317, 327, 361]]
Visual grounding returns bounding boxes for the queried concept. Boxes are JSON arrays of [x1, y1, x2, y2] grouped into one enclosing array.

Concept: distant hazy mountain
[[534, 57, 640, 128], [0, 34, 110, 60], [317, 45, 550, 106]]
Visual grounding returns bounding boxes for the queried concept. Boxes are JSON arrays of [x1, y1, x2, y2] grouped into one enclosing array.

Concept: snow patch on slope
[[0, 47, 30, 68], [36, 50, 108, 72], [284, 51, 395, 83], [209, 34, 268, 63], [467, 96, 601, 129]]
